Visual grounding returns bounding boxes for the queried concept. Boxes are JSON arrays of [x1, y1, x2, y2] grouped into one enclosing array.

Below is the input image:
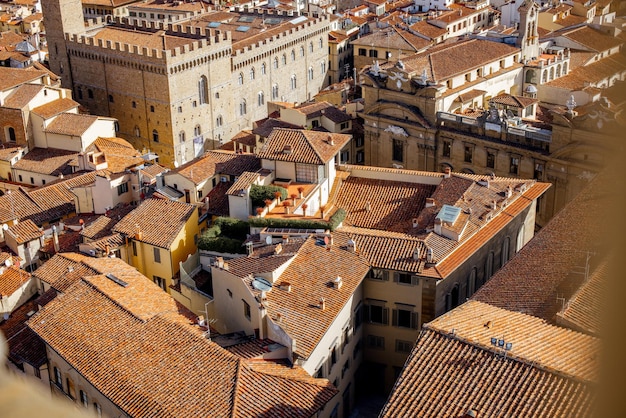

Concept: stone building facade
[[42, 0, 331, 168]]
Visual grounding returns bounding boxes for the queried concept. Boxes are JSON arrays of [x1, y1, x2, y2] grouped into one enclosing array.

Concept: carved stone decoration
[[384, 125, 409, 137]]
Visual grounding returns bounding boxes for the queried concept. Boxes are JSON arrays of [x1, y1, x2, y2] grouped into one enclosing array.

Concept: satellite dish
[[1, 224, 7, 231], [252, 277, 272, 292]]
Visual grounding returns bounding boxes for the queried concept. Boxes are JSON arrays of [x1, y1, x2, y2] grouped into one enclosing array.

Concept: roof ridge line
[[230, 358, 244, 418]]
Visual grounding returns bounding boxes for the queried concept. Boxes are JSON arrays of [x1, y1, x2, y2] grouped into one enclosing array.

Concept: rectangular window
[[487, 150, 496, 169], [153, 247, 161, 263], [464, 145, 473, 163], [368, 269, 389, 281], [358, 48, 366, 56], [30, 177, 34, 184], [392, 307, 418, 329], [353, 303, 363, 331], [54, 367, 62, 387], [366, 335, 385, 349], [66, 378, 76, 399], [356, 151, 364, 163], [355, 137, 364, 147], [340, 122, 349, 130], [341, 359, 350, 379], [352, 338, 362, 359], [510, 157, 519, 175], [366, 302, 389, 325], [243, 300, 251, 320], [442, 140, 451, 158], [395, 339, 413, 353], [341, 326, 350, 353], [131, 241, 137, 256], [153, 276, 166, 291], [369, 49, 378, 58], [394, 272, 416, 285], [392, 138, 403, 162], [534, 162, 544, 180], [80, 390, 88, 407], [295, 163, 318, 183], [117, 182, 129, 195]]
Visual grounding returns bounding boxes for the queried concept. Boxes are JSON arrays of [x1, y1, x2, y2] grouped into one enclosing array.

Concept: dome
[[525, 84, 538, 94]]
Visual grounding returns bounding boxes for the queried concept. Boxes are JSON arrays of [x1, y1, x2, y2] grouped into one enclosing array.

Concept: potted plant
[[290, 193, 297, 204], [297, 186, 305, 198], [256, 207, 264, 217], [265, 199, 273, 207], [282, 200, 291, 214], [274, 191, 282, 203], [301, 203, 308, 216]]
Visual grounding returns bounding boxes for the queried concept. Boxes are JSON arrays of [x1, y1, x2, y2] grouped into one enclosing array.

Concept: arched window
[[261, 62, 266, 75], [258, 91, 264, 106], [272, 84, 279, 99], [198, 75, 208, 104], [549, 67, 554, 80], [239, 100, 247, 116], [77, 87, 83, 100], [250, 67, 255, 80], [238, 73, 244, 85], [152, 130, 159, 142], [282, 54, 287, 65], [525, 70, 535, 83], [6, 127, 16, 142], [308, 67, 314, 80], [194, 125, 201, 137], [563, 62, 568, 75], [88, 89, 94, 99], [556, 64, 561, 78], [179, 131, 185, 143], [309, 41, 314, 53], [216, 115, 223, 127], [274, 57, 279, 68], [134, 126, 140, 137], [319, 37, 323, 49], [300, 46, 305, 57], [501, 237, 510, 266], [516, 224, 525, 253], [321, 61, 326, 74], [291, 50, 296, 61], [467, 268, 477, 297], [291, 75, 297, 90], [485, 252, 494, 284], [542, 70, 547, 83]]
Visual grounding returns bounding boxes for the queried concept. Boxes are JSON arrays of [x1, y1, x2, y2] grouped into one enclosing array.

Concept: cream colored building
[[42, 0, 332, 168]]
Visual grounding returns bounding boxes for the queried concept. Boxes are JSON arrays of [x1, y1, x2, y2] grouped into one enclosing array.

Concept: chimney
[[105, 244, 110, 257], [426, 247, 434, 263], [443, 167, 451, 178], [425, 198, 435, 208], [319, 297, 326, 310], [347, 238, 357, 253], [283, 144, 292, 154], [333, 276, 343, 289], [434, 218, 442, 235], [412, 218, 419, 228], [134, 224, 143, 240], [52, 225, 60, 253], [276, 312, 282, 323], [279, 281, 292, 292], [506, 185, 512, 198], [216, 257, 224, 269], [491, 200, 497, 210], [413, 247, 420, 261], [327, 135, 334, 146]]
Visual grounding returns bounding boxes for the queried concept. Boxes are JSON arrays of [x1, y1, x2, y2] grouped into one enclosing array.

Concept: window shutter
[[392, 309, 398, 326], [382, 271, 389, 281], [383, 308, 389, 325], [411, 312, 419, 329], [393, 272, 399, 282], [411, 275, 419, 286]]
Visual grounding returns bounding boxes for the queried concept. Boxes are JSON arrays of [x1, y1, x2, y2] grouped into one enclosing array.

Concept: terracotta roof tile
[[472, 171, 610, 321], [31, 97, 79, 119], [205, 180, 232, 217], [258, 128, 351, 165], [3, 83, 44, 109], [44, 113, 99, 136], [380, 301, 597, 418], [261, 235, 371, 359], [226, 171, 259, 196], [252, 118, 301, 138], [0, 299, 46, 368], [0, 265, 30, 297], [12, 147, 79, 176], [6, 219, 42, 244], [113, 198, 195, 248], [0, 66, 46, 92], [170, 151, 261, 185], [28, 264, 337, 417]]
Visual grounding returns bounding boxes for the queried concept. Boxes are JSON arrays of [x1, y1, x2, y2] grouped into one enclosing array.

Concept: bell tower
[[516, 0, 540, 63], [40, 0, 85, 88]]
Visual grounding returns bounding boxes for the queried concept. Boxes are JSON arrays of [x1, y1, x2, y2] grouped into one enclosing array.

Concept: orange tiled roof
[[555, 25, 623, 53], [472, 170, 610, 321], [113, 198, 195, 249], [0, 265, 30, 297], [258, 128, 351, 165], [0, 67, 47, 92], [28, 265, 337, 417], [6, 219, 41, 244], [170, 151, 260, 185], [0, 299, 47, 368], [12, 147, 79, 176], [380, 301, 598, 418], [556, 256, 608, 336], [262, 235, 371, 359], [44, 113, 99, 136], [3, 83, 44, 109], [31, 97, 80, 119]]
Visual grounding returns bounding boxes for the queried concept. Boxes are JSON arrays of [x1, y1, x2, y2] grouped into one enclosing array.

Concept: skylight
[[436, 205, 462, 225], [207, 22, 221, 28], [236, 26, 250, 32]]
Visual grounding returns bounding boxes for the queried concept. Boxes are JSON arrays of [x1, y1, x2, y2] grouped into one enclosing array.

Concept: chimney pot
[[443, 167, 451, 178]]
